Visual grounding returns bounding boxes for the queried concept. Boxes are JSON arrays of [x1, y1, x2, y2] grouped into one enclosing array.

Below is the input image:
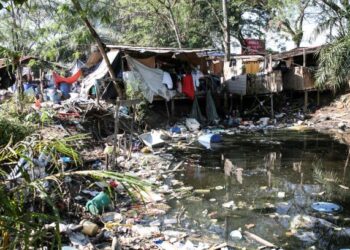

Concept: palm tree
[[315, 0, 350, 89], [316, 34, 350, 90]]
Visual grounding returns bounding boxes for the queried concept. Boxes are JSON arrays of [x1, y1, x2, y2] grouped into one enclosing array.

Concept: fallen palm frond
[[0, 133, 89, 169], [0, 132, 150, 249]]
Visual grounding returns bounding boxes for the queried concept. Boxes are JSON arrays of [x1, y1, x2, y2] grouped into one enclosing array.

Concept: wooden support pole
[[224, 92, 228, 113], [39, 69, 44, 97], [303, 48, 306, 67], [270, 93, 274, 118], [128, 104, 135, 159], [317, 90, 320, 106], [165, 99, 170, 119], [240, 93, 243, 112], [111, 98, 120, 170], [304, 90, 308, 113], [343, 147, 350, 183], [171, 99, 175, 115], [95, 80, 100, 106]]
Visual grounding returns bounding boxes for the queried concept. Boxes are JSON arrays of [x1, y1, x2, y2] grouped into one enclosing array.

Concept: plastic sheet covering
[[206, 90, 219, 124], [190, 96, 205, 123], [52, 69, 82, 85], [70, 60, 86, 74], [125, 56, 176, 103], [80, 50, 119, 95], [123, 71, 144, 94]]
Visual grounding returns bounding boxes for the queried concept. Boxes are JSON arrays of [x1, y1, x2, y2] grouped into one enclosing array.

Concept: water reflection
[[169, 131, 350, 249]]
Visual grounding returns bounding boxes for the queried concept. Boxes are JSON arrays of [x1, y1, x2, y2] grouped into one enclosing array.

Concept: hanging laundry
[[162, 71, 173, 89], [182, 74, 195, 100], [191, 68, 204, 90], [52, 69, 82, 86]]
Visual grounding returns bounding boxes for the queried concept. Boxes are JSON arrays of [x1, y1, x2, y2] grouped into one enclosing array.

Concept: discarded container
[[101, 212, 123, 223], [311, 202, 342, 213], [60, 82, 71, 98], [85, 191, 111, 215], [186, 118, 200, 131], [222, 200, 237, 209], [170, 126, 181, 134], [59, 157, 72, 163], [46, 88, 60, 103], [259, 117, 270, 126], [177, 125, 187, 132], [69, 232, 90, 247], [193, 189, 211, 194], [277, 192, 285, 198], [198, 134, 222, 149], [230, 229, 242, 240], [80, 220, 99, 236], [139, 132, 164, 148]]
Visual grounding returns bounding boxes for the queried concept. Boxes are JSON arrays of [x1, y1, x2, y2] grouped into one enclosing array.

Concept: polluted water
[[163, 130, 350, 249]]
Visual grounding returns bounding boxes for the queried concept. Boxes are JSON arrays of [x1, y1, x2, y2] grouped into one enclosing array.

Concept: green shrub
[[0, 117, 32, 146]]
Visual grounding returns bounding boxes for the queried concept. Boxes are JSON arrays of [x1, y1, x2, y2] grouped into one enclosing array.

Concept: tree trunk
[[71, 0, 124, 99], [222, 0, 230, 61], [15, 64, 23, 112], [166, 0, 182, 48]]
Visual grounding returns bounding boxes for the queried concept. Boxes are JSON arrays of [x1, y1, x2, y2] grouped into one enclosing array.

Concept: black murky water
[[168, 131, 350, 249]]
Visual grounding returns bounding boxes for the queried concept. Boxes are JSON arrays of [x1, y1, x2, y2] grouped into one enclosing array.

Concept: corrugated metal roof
[[272, 46, 322, 60], [106, 45, 215, 54]]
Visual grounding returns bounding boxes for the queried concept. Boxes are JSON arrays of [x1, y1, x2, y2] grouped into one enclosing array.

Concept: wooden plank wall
[[247, 70, 283, 95], [226, 75, 247, 95], [225, 70, 283, 95], [283, 66, 315, 91]]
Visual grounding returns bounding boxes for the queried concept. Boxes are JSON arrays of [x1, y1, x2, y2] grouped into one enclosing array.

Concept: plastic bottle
[[80, 220, 99, 236], [85, 191, 111, 215]]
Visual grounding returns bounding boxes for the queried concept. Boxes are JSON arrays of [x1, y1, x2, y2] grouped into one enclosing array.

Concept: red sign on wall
[[242, 39, 265, 55]]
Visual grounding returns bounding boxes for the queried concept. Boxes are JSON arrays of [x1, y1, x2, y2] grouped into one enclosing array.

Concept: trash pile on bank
[[3, 83, 349, 249]]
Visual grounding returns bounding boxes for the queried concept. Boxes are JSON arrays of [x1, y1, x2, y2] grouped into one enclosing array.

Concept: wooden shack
[[272, 46, 320, 91], [224, 55, 283, 96]]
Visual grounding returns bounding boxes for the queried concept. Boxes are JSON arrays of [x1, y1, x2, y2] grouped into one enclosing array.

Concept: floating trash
[[198, 133, 222, 149], [311, 202, 342, 213]]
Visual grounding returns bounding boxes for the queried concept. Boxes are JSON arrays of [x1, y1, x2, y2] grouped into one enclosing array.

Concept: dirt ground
[[310, 92, 350, 146]]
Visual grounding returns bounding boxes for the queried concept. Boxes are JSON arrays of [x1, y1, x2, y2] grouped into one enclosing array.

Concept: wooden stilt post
[[304, 90, 308, 113], [303, 48, 306, 67], [111, 98, 120, 170], [39, 69, 44, 97], [128, 104, 135, 160], [171, 99, 175, 115], [270, 93, 274, 118], [165, 99, 170, 119], [95, 80, 100, 106], [224, 92, 228, 113], [343, 147, 350, 183], [240, 93, 243, 112], [317, 90, 320, 106]]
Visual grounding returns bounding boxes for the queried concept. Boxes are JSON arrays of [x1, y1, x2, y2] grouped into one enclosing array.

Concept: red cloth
[[52, 69, 82, 86], [182, 74, 195, 100]]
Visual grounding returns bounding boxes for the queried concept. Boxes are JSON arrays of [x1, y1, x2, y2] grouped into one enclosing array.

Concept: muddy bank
[[309, 92, 350, 146]]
